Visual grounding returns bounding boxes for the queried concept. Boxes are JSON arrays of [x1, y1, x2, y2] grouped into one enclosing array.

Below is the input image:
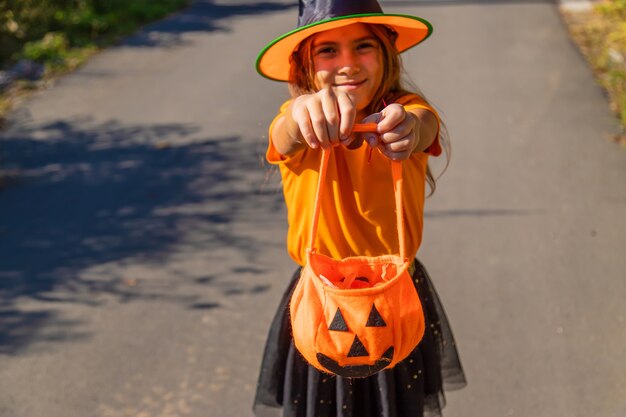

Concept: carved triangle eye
[[347, 335, 369, 357], [329, 308, 349, 332], [366, 304, 386, 327]]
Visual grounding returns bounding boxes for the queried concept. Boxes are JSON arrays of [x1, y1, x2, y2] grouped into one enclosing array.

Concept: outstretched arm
[[271, 87, 357, 156]]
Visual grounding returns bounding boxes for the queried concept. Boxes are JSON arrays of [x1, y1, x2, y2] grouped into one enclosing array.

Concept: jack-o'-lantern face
[[315, 303, 394, 378]]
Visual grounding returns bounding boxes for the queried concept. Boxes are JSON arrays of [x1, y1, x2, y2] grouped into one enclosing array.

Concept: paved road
[[1, 1, 625, 416]]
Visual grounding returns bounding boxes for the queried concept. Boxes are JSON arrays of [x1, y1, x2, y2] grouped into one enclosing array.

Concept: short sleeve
[[399, 95, 442, 157], [266, 100, 305, 165]]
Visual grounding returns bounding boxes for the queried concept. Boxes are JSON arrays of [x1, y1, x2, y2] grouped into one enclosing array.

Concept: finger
[[379, 130, 405, 144], [379, 114, 415, 143], [337, 92, 356, 143], [320, 88, 341, 146], [385, 137, 413, 152], [307, 99, 330, 148], [377, 103, 406, 133], [294, 106, 319, 149]]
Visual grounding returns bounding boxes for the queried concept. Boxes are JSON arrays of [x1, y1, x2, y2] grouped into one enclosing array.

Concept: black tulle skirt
[[253, 259, 467, 417]]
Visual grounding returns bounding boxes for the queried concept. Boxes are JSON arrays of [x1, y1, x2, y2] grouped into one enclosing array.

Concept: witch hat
[[256, 0, 433, 82]]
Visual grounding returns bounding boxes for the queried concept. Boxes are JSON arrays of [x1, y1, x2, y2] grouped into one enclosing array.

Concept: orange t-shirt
[[267, 94, 442, 266]]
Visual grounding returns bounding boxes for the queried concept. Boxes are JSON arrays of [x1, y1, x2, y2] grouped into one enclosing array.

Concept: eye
[[314, 46, 337, 57], [356, 41, 376, 52]]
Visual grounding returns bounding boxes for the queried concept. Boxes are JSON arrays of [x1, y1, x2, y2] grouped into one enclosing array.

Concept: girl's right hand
[[286, 87, 356, 149]]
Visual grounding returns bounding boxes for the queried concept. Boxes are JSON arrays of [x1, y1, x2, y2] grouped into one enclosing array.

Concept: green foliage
[[0, 0, 190, 68], [22, 32, 68, 62]]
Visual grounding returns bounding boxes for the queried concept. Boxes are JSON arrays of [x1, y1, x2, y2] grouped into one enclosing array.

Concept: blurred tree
[[0, 0, 188, 68]]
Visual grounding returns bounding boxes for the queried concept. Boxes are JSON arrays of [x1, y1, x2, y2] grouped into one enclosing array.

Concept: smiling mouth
[[334, 80, 366, 89]]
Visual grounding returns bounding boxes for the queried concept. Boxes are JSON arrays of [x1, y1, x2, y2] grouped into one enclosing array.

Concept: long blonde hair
[[288, 23, 450, 195]]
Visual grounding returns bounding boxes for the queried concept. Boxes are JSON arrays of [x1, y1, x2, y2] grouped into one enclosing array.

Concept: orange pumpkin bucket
[[290, 144, 426, 378]]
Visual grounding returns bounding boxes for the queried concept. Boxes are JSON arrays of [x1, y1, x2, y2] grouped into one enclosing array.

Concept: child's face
[[311, 23, 383, 114]]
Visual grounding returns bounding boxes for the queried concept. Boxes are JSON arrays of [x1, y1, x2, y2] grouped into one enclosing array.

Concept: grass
[[0, 0, 191, 126], [560, 0, 626, 146]]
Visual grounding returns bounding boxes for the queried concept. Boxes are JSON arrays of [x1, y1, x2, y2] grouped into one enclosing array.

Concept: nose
[[338, 49, 360, 76]]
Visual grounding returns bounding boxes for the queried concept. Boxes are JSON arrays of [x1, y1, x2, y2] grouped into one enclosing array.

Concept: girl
[[253, 1, 466, 416]]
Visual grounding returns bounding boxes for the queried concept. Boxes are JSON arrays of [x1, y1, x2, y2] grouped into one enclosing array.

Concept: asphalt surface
[[1, 1, 625, 417]]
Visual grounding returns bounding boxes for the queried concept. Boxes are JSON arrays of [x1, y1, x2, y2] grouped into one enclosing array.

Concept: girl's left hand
[[361, 103, 419, 161]]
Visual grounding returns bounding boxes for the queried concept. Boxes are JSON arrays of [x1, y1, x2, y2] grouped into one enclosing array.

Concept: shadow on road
[[125, 0, 298, 48], [0, 117, 282, 354]]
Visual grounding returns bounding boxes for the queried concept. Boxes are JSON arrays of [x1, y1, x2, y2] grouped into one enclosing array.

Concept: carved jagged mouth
[[316, 347, 394, 378]]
